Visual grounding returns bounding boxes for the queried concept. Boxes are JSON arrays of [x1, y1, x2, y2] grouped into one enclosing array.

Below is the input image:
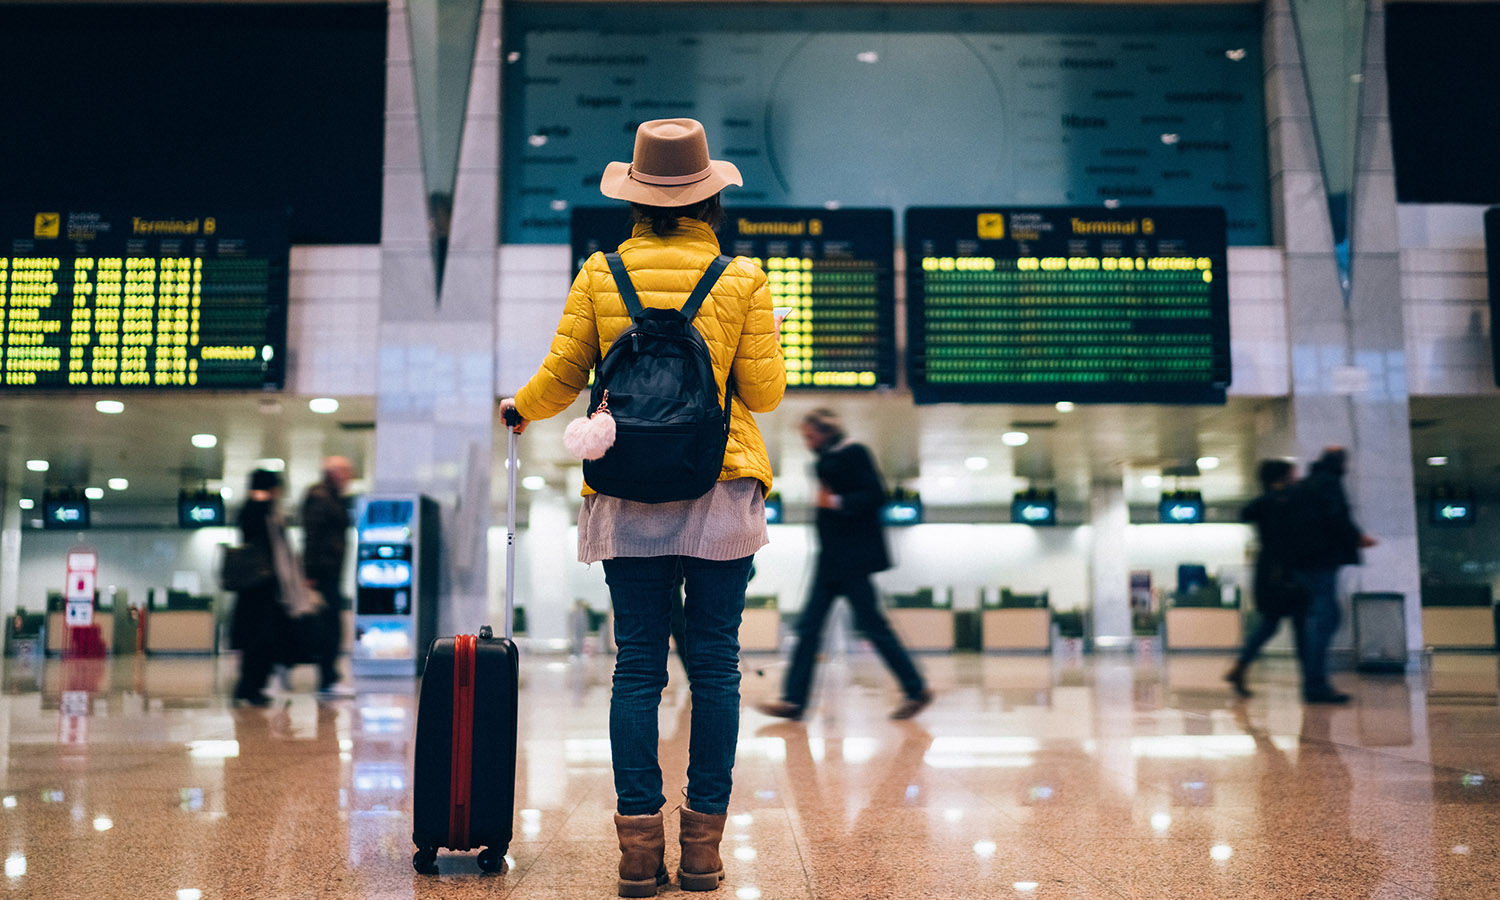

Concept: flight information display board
[[1, 208, 288, 389], [905, 206, 1230, 404], [571, 207, 896, 389]]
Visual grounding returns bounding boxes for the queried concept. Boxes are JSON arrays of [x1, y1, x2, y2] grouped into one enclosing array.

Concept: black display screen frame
[[905, 206, 1232, 405], [1, 207, 290, 391], [570, 206, 898, 391]]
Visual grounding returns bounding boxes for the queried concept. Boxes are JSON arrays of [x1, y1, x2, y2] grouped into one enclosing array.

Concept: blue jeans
[[602, 554, 751, 817], [1295, 567, 1341, 695]]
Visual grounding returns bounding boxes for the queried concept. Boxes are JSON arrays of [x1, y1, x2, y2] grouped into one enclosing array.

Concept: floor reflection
[[0, 650, 1495, 898]]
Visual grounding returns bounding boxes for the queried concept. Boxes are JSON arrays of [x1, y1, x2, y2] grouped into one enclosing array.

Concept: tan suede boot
[[677, 806, 728, 891], [614, 812, 667, 897]]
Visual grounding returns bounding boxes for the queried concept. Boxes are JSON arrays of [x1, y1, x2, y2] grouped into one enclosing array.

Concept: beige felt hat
[[600, 118, 743, 206]]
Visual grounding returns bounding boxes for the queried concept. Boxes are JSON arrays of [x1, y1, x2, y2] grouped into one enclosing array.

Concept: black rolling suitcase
[[411, 412, 524, 874]]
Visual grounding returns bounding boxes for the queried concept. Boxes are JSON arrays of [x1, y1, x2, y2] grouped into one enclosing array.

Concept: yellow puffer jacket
[[514, 218, 787, 495]]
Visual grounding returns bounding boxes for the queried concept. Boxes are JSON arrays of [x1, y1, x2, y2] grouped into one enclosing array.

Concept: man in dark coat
[[1225, 459, 1307, 697], [1286, 447, 1376, 704], [758, 409, 932, 721], [301, 456, 354, 696]]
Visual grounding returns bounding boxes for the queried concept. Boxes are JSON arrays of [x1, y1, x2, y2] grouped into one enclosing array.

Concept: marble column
[[1266, 0, 1423, 668], [1089, 476, 1132, 649], [375, 1, 501, 637]]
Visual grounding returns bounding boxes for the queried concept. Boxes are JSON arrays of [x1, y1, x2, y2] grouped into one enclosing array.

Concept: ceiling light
[[18, 499, 34, 510], [191, 434, 217, 448], [95, 400, 124, 414], [220, 486, 234, 500], [1427, 456, 1449, 466], [84, 487, 104, 500], [1196, 456, 1220, 470], [1055, 401, 1074, 412], [256, 458, 286, 472], [26, 460, 48, 472], [522, 475, 547, 491], [964, 457, 990, 472], [309, 397, 340, 414], [1001, 432, 1029, 447], [1141, 474, 1163, 488], [108, 478, 129, 491]]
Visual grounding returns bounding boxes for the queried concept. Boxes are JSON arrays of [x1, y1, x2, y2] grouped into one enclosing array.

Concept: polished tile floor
[[2, 645, 1498, 899]]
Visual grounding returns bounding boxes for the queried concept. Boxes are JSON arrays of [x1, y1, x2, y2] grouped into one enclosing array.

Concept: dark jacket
[[230, 499, 289, 651], [1242, 486, 1307, 614], [1286, 457, 1364, 569], [813, 442, 891, 575], [301, 481, 350, 585]]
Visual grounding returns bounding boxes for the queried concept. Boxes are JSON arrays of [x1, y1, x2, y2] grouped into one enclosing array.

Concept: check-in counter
[[982, 608, 1052, 652], [1164, 607, 1241, 650], [1421, 606, 1496, 649], [46, 612, 116, 654], [887, 608, 954, 651], [145, 609, 218, 654], [740, 609, 781, 652]]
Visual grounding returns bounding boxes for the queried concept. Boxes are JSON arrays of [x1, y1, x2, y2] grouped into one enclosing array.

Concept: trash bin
[[1352, 592, 1407, 673]]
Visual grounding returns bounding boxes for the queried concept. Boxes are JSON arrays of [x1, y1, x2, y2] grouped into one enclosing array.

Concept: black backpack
[[582, 252, 733, 504]]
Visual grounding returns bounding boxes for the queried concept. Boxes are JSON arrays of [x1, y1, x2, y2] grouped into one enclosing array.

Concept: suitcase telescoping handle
[[502, 406, 523, 641]]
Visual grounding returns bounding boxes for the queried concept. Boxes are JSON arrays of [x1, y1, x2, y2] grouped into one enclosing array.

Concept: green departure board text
[[906, 207, 1230, 404]]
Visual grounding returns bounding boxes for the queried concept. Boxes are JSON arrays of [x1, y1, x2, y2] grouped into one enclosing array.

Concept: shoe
[[890, 689, 934, 720], [1304, 690, 1351, 704], [614, 811, 667, 897], [1224, 664, 1252, 698], [755, 700, 804, 720], [677, 806, 727, 892], [317, 682, 357, 699], [234, 692, 272, 707]]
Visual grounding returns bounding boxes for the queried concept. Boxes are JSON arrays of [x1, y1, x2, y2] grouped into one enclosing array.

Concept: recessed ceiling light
[[964, 457, 990, 472], [108, 478, 129, 491], [1001, 432, 1029, 447], [191, 434, 218, 448], [18, 499, 34, 510], [1427, 456, 1449, 466], [522, 475, 547, 491], [1055, 401, 1075, 413], [1196, 456, 1221, 470], [219, 486, 234, 500], [309, 397, 339, 414], [95, 400, 125, 414], [256, 458, 286, 472], [84, 487, 104, 500], [26, 460, 48, 472]]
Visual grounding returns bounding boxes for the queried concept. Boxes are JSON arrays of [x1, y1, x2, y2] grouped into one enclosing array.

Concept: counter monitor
[[1, 208, 289, 390], [906, 207, 1231, 404]]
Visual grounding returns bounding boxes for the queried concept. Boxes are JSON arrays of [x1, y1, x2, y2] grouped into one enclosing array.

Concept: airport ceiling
[[4, 391, 1499, 527]]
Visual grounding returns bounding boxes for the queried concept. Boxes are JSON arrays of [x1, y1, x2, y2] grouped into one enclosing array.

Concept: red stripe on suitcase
[[449, 634, 477, 850]]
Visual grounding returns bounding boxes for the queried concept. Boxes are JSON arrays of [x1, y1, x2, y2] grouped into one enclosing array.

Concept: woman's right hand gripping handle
[[498, 398, 529, 433]]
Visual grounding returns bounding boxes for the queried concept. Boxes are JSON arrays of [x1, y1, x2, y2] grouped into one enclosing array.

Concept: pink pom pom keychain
[[563, 389, 617, 461]]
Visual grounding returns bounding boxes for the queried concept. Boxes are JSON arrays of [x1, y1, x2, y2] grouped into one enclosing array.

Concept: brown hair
[[629, 194, 724, 236]]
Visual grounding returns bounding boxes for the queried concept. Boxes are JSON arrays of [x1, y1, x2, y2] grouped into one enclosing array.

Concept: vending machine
[[351, 495, 439, 677]]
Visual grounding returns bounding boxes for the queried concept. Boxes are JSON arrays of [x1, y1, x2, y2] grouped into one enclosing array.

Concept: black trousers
[[781, 560, 926, 708]]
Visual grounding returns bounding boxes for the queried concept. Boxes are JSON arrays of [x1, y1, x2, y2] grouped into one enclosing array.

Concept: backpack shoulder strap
[[679, 255, 732, 322], [604, 252, 643, 317]]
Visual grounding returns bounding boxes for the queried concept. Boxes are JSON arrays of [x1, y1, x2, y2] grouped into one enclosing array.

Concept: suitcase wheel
[[412, 846, 439, 874], [478, 846, 508, 873]]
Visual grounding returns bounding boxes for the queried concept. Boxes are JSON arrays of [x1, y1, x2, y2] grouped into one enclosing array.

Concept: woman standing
[[500, 118, 785, 896]]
